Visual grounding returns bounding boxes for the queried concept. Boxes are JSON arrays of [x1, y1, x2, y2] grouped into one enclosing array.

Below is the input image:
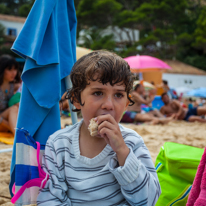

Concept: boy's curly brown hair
[[66, 50, 134, 112]]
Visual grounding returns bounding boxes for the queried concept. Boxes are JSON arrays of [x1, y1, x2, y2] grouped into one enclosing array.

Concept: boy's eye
[[115, 93, 124, 98], [93, 91, 103, 96]]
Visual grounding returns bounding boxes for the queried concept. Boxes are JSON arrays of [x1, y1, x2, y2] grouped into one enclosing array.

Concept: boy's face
[[74, 80, 129, 127]]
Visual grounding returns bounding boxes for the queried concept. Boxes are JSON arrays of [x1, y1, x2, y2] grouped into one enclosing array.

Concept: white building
[[0, 14, 26, 38], [163, 60, 206, 89], [101, 26, 139, 43]]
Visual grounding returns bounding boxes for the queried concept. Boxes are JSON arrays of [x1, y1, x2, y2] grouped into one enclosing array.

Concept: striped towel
[[12, 128, 46, 205]]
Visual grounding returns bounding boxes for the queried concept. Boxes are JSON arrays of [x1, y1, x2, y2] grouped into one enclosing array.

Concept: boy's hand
[[96, 114, 130, 166]]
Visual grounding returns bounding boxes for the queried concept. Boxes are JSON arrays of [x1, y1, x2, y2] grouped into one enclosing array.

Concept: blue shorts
[[184, 107, 198, 121]]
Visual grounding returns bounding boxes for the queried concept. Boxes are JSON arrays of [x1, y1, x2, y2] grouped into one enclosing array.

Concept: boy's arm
[[108, 140, 161, 206], [37, 139, 72, 206]]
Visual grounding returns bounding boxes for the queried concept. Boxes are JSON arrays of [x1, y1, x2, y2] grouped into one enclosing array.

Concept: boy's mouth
[[99, 112, 113, 116]]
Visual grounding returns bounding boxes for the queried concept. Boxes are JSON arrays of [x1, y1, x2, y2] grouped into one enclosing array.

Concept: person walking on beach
[[160, 93, 206, 122], [37, 50, 161, 205], [0, 55, 21, 135]]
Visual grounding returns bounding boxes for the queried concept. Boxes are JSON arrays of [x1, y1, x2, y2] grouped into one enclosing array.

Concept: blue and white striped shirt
[[37, 120, 161, 206]]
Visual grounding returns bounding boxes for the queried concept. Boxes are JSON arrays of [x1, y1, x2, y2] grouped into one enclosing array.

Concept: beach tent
[[9, 0, 77, 204]]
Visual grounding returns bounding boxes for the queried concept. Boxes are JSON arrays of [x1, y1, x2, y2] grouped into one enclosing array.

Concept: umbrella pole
[[65, 75, 78, 124]]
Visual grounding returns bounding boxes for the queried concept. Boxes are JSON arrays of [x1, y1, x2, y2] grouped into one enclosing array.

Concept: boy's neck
[[79, 121, 107, 159]]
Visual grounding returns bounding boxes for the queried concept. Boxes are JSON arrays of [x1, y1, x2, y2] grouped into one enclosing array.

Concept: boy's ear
[[125, 94, 131, 110], [125, 100, 130, 108], [72, 96, 81, 110], [73, 100, 81, 110]]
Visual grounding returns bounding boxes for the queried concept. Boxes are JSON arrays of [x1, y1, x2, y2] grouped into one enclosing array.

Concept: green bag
[[155, 142, 204, 206]]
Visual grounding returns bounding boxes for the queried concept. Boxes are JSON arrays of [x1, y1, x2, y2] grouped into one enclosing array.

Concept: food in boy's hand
[[88, 118, 98, 136]]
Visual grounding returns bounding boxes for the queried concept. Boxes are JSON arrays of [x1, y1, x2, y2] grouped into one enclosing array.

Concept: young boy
[[37, 51, 161, 206]]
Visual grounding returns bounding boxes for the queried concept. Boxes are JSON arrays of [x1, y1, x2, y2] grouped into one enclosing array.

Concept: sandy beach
[[0, 117, 206, 205]]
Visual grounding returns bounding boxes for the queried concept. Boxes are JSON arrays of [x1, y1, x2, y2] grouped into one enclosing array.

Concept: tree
[[18, 3, 33, 17], [0, 3, 11, 14], [0, 23, 5, 45], [78, 28, 116, 51], [193, 6, 206, 53], [77, 0, 122, 28]]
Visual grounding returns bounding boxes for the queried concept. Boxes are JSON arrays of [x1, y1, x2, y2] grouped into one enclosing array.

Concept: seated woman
[[0, 55, 21, 135]]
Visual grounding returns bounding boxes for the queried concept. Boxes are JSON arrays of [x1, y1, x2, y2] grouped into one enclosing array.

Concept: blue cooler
[[152, 96, 164, 110]]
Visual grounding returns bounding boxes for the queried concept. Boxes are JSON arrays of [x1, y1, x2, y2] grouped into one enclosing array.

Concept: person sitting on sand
[[160, 92, 206, 122], [0, 55, 21, 135], [121, 83, 174, 124]]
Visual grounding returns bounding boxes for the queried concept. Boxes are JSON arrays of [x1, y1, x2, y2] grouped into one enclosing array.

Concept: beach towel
[[11, 128, 48, 205], [187, 147, 206, 206], [155, 142, 204, 206], [0, 132, 14, 144]]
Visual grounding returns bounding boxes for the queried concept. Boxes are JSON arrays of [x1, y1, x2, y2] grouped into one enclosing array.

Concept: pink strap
[[11, 141, 49, 204]]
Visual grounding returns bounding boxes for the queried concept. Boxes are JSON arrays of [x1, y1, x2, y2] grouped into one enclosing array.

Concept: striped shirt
[[37, 120, 161, 206]]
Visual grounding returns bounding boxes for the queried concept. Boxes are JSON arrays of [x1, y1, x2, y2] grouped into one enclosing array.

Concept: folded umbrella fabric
[[187, 147, 206, 206], [9, 0, 77, 202]]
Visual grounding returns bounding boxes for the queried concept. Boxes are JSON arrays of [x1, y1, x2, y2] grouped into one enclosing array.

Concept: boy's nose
[[102, 96, 114, 110]]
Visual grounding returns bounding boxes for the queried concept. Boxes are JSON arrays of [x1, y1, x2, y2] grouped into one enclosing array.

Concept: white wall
[[163, 73, 206, 89], [0, 20, 24, 36], [101, 26, 139, 43]]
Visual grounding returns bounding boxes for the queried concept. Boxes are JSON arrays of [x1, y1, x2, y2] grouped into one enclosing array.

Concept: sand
[[1, 117, 206, 205]]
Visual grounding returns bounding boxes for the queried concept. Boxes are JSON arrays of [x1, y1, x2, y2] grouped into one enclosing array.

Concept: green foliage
[[192, 6, 206, 53], [0, 45, 19, 57], [2, 0, 206, 71], [0, 3, 11, 14], [18, 3, 33, 17], [77, 0, 122, 28], [78, 28, 116, 51], [184, 55, 206, 71], [0, 23, 5, 46]]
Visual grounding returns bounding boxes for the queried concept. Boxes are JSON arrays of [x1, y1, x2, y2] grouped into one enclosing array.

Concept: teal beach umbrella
[[9, 0, 77, 203]]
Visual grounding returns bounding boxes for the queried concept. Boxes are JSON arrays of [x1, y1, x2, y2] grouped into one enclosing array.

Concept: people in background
[[160, 93, 206, 122], [162, 80, 178, 99], [121, 83, 174, 124], [0, 55, 21, 135]]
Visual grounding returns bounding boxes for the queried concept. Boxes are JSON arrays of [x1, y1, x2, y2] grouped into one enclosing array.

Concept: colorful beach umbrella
[[124, 55, 172, 73], [133, 80, 155, 90], [9, 0, 77, 204]]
